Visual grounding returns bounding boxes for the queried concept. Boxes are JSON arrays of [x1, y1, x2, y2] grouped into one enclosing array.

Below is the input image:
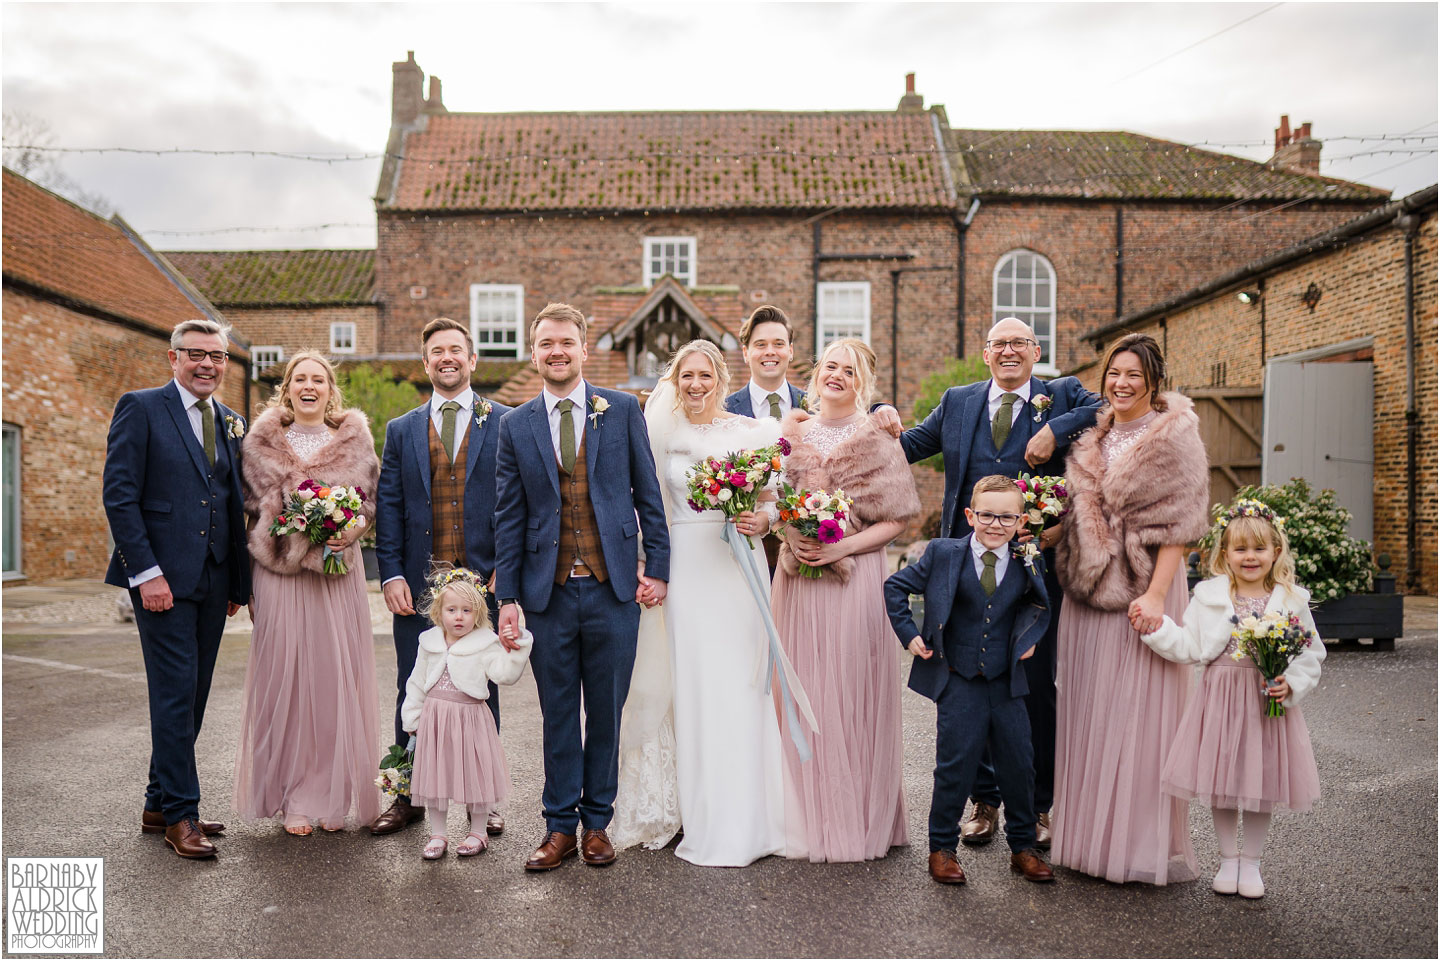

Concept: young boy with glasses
[[883, 474, 1055, 886]]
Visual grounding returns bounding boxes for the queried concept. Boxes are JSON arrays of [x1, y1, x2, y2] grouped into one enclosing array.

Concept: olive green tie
[[981, 551, 998, 596], [439, 401, 460, 461], [557, 399, 576, 474], [992, 392, 1020, 449], [766, 392, 783, 420], [195, 398, 215, 467]]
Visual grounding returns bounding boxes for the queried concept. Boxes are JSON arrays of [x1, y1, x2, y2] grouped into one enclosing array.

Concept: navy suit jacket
[[493, 384, 670, 611], [885, 535, 1050, 701], [375, 396, 512, 598], [102, 381, 250, 604], [724, 382, 806, 418], [899, 375, 1101, 539]]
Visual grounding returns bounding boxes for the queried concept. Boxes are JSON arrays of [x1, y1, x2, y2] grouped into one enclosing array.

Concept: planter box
[[362, 546, 380, 582]]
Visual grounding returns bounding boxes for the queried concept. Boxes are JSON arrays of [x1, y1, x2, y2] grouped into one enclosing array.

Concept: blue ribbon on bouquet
[[720, 521, 819, 763]]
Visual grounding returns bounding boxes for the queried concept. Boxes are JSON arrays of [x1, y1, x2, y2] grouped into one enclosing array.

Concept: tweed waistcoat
[[428, 419, 470, 568], [555, 432, 608, 585], [944, 553, 1025, 680]]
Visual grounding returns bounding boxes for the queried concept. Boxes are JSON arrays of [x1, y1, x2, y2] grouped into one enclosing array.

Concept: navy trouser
[[930, 671, 1037, 853], [525, 576, 640, 833], [132, 559, 229, 825]]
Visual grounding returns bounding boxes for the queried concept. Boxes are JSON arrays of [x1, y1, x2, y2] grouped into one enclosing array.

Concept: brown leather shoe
[[1035, 811, 1052, 850], [486, 810, 505, 836], [164, 817, 217, 859], [369, 797, 424, 836], [143, 809, 224, 836], [928, 850, 967, 884], [960, 802, 999, 846], [1010, 848, 1056, 882], [580, 828, 617, 866], [525, 831, 578, 871]]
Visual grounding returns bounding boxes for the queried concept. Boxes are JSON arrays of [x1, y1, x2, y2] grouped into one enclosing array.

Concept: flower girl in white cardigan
[[1138, 503, 1325, 899], [404, 569, 533, 859]]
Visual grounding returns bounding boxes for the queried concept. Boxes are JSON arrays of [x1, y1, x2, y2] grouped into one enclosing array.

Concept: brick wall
[[224, 304, 379, 364], [2, 290, 250, 583]]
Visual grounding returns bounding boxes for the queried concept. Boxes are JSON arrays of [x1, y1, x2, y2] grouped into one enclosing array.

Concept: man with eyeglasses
[[103, 318, 251, 859], [877, 316, 1102, 853]]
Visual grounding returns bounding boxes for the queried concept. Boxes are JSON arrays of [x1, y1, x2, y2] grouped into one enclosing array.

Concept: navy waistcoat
[[944, 551, 1025, 679]]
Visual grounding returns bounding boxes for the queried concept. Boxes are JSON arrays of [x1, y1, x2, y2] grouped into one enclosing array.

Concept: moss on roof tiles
[[164, 249, 375, 306]]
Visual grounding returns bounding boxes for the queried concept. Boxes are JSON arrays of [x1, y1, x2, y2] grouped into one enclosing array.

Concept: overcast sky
[[3, 1, 1435, 250]]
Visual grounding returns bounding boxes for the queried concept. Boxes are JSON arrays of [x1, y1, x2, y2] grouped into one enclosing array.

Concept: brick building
[[1078, 185, 1437, 594], [2, 168, 249, 583]]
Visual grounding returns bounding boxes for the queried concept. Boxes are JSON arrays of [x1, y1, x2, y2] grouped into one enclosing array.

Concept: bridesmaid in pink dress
[[773, 338, 920, 862], [1048, 334, 1210, 884], [234, 352, 381, 835]]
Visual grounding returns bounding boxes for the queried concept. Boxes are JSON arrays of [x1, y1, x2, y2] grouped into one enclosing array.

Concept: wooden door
[[1184, 387, 1263, 512]]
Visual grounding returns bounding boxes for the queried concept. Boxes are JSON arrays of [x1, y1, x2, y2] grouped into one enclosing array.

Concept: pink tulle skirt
[[410, 682, 510, 809], [1161, 657, 1321, 813]]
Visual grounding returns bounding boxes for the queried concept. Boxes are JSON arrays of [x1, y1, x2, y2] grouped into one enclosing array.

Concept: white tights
[[428, 801, 489, 836], [1211, 806, 1272, 859]]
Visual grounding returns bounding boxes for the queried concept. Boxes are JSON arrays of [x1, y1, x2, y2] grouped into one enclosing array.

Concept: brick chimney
[[391, 51, 425, 129], [425, 75, 446, 115], [1269, 114, 1321, 174], [897, 73, 925, 113]]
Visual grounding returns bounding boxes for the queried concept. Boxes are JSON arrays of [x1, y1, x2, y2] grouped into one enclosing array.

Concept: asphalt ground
[[1, 584, 1435, 958]]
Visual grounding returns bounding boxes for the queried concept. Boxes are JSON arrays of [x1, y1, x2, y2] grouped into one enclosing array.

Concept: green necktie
[[439, 400, 460, 461], [196, 398, 215, 467], [557, 399, 576, 473], [766, 392, 783, 420], [992, 392, 1020, 449], [981, 551, 998, 596]]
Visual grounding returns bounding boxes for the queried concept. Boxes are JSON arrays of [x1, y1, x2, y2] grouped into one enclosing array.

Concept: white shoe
[[1238, 857, 1265, 898], [1211, 857, 1239, 895]]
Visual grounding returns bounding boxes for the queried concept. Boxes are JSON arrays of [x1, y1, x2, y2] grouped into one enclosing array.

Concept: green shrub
[[909, 355, 991, 472], [1196, 478, 1374, 601], [336, 364, 422, 455]]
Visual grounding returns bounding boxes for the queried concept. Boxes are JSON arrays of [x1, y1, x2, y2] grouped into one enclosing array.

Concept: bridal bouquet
[[777, 484, 853, 579], [374, 742, 413, 801], [1014, 472, 1069, 542], [685, 438, 790, 547], [1229, 611, 1317, 718], [268, 478, 367, 574]]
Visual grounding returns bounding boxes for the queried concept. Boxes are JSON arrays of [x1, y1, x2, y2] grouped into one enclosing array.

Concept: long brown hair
[[1101, 333, 1168, 412], [264, 351, 346, 427]]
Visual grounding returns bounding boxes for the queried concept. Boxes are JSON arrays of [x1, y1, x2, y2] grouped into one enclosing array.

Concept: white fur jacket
[[242, 407, 380, 577], [1142, 574, 1326, 708], [1055, 392, 1210, 610], [401, 624, 535, 733]]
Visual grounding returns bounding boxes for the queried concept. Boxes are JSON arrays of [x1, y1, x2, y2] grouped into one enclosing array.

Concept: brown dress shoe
[[1010, 848, 1056, 882], [164, 817, 217, 859], [960, 802, 999, 846], [1035, 811, 1052, 850], [486, 810, 505, 836], [580, 828, 617, 866], [369, 797, 424, 836], [525, 831, 578, 871], [928, 850, 967, 884], [143, 809, 224, 836]]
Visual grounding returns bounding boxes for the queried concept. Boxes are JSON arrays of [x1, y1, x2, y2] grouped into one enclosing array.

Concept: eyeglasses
[[985, 338, 1037, 353], [175, 348, 229, 364], [973, 510, 1023, 528]]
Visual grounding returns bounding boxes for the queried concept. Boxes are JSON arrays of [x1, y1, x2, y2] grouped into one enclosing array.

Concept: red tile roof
[[384, 111, 954, 212], [164, 249, 374, 306]]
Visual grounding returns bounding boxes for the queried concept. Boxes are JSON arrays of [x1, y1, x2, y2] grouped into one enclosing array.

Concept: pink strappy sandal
[[422, 835, 448, 860], [457, 832, 488, 857]]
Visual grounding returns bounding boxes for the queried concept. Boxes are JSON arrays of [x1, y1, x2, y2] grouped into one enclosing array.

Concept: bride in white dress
[[610, 340, 795, 866]]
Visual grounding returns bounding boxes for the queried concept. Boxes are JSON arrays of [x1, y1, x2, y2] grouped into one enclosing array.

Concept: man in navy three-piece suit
[[370, 316, 512, 837], [103, 319, 251, 859], [879, 316, 1102, 849], [494, 302, 670, 872]]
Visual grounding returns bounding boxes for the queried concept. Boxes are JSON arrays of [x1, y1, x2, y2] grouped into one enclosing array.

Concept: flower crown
[[1213, 498, 1286, 532], [428, 566, 489, 596]]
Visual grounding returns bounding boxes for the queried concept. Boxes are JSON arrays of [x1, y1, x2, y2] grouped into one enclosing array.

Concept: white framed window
[[993, 249, 1057, 375], [469, 284, 525, 358], [329, 322, 356, 354], [643, 236, 696, 287], [250, 346, 285, 377], [3, 423, 21, 578], [815, 281, 871, 357]]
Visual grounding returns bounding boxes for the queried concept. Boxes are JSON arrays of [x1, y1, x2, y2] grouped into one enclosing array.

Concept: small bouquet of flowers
[[685, 439, 790, 547], [777, 484, 853, 579], [1015, 472, 1069, 542], [374, 742, 413, 801], [268, 478, 367, 574], [1229, 611, 1317, 718]]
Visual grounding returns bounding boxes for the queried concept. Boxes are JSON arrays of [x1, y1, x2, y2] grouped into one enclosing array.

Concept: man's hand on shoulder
[[870, 405, 904, 439]]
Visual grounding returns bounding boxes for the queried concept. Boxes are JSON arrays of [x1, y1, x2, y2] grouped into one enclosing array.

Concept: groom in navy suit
[[494, 302, 670, 871], [103, 319, 250, 859], [880, 316, 1101, 850]]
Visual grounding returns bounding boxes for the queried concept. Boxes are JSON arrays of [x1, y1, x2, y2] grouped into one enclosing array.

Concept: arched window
[[993, 250, 1057, 374]]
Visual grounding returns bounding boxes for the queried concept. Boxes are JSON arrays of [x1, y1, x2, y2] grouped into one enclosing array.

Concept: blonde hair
[[653, 340, 730, 413], [264, 351, 345, 427], [1210, 514, 1297, 593], [806, 338, 876, 414], [421, 577, 489, 630]]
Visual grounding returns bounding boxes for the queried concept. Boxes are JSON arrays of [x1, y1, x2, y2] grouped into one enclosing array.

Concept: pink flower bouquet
[[268, 478, 367, 574], [1015, 472, 1069, 542], [685, 438, 790, 547], [777, 484, 853, 578]]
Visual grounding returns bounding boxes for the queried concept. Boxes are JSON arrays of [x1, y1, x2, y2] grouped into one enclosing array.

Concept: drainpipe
[[1114, 206, 1125, 319], [811, 221, 822, 359], [953, 196, 980, 357], [1258, 277, 1267, 364], [1400, 214, 1421, 590]]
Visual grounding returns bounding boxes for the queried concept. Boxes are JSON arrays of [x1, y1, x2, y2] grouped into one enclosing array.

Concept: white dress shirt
[[429, 387, 475, 462], [129, 380, 216, 587], [987, 379, 1033, 429], [969, 534, 1011, 586], [747, 380, 792, 420], [542, 381, 589, 462]]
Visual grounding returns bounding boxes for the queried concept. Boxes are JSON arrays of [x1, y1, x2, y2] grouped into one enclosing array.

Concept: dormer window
[[643, 236, 696, 287]]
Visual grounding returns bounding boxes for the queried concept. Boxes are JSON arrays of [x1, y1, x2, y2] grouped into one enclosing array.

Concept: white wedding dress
[[610, 392, 787, 866]]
